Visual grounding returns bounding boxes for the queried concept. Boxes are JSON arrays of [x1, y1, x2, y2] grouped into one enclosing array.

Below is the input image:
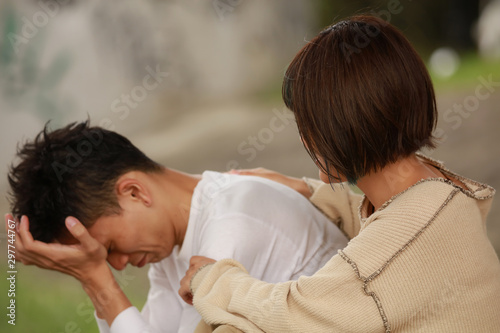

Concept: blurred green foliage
[[256, 51, 500, 105], [311, 0, 480, 56], [430, 53, 500, 90]]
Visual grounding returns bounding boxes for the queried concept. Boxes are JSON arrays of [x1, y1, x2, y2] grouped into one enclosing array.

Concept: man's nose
[[107, 252, 129, 270]]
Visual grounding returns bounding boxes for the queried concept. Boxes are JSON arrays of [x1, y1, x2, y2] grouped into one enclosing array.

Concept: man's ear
[[116, 172, 152, 207]]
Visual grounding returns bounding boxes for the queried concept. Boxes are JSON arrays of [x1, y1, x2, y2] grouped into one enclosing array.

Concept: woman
[[179, 15, 500, 332]]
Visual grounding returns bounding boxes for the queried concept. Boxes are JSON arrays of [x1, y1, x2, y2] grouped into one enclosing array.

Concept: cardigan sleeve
[[304, 178, 363, 240], [191, 256, 383, 333]]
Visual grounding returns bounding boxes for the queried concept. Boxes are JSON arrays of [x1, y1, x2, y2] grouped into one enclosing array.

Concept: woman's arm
[[305, 178, 363, 240], [180, 255, 381, 333]]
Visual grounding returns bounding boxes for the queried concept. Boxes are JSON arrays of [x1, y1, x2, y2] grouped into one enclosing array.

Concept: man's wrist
[[81, 265, 132, 326], [79, 263, 113, 288], [80, 265, 118, 309]]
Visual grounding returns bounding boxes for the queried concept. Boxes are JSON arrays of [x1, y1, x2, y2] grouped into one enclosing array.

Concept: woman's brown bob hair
[[283, 15, 437, 184]]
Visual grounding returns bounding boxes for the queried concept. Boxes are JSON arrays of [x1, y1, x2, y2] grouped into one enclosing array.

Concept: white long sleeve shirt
[[95, 171, 348, 333]]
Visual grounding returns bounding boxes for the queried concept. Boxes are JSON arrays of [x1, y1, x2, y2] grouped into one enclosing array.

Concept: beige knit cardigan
[[191, 156, 500, 332]]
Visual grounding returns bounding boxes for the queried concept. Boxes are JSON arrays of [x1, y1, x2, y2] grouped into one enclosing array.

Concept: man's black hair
[[8, 120, 163, 242]]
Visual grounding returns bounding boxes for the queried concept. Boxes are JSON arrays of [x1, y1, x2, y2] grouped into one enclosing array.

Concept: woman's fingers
[[229, 168, 312, 198], [190, 255, 216, 267], [179, 256, 217, 305], [229, 167, 270, 176], [179, 276, 193, 305], [179, 262, 199, 305]]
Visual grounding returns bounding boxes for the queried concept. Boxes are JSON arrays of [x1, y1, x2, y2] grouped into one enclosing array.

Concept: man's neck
[[155, 169, 202, 247]]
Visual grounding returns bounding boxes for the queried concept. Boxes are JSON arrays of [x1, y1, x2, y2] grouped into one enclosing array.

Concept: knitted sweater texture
[[191, 156, 500, 332]]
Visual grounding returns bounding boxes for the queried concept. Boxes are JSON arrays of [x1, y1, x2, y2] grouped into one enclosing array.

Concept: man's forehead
[[87, 216, 117, 246]]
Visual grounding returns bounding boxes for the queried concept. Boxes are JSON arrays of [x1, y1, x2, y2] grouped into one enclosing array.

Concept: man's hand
[[229, 168, 312, 198], [179, 256, 216, 305], [5, 214, 108, 282], [5, 213, 132, 325]]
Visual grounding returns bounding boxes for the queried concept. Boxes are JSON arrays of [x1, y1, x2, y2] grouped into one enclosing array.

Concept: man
[[7, 121, 348, 333]]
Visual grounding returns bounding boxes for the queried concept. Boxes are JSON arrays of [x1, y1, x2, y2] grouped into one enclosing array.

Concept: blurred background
[[0, 0, 499, 331]]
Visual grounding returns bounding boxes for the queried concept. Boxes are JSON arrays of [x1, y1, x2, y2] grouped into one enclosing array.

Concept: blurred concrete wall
[[0, 0, 315, 208]]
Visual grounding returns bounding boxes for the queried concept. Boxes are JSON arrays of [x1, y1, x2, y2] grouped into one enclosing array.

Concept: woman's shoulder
[[344, 163, 496, 277], [364, 154, 495, 222], [416, 153, 495, 200]]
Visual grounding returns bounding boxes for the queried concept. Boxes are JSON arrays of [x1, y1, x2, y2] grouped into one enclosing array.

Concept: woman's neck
[[356, 154, 445, 212]]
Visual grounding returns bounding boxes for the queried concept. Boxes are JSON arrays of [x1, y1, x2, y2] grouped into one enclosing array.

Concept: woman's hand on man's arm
[[179, 256, 216, 305]]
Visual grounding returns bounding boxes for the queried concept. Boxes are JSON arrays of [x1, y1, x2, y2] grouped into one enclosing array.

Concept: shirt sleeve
[[196, 214, 299, 282], [94, 263, 190, 333], [94, 307, 148, 333], [95, 311, 111, 333], [110, 307, 150, 333], [305, 178, 363, 240]]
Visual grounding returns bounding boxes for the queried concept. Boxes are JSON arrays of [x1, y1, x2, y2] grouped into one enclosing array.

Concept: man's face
[[87, 207, 177, 270]]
